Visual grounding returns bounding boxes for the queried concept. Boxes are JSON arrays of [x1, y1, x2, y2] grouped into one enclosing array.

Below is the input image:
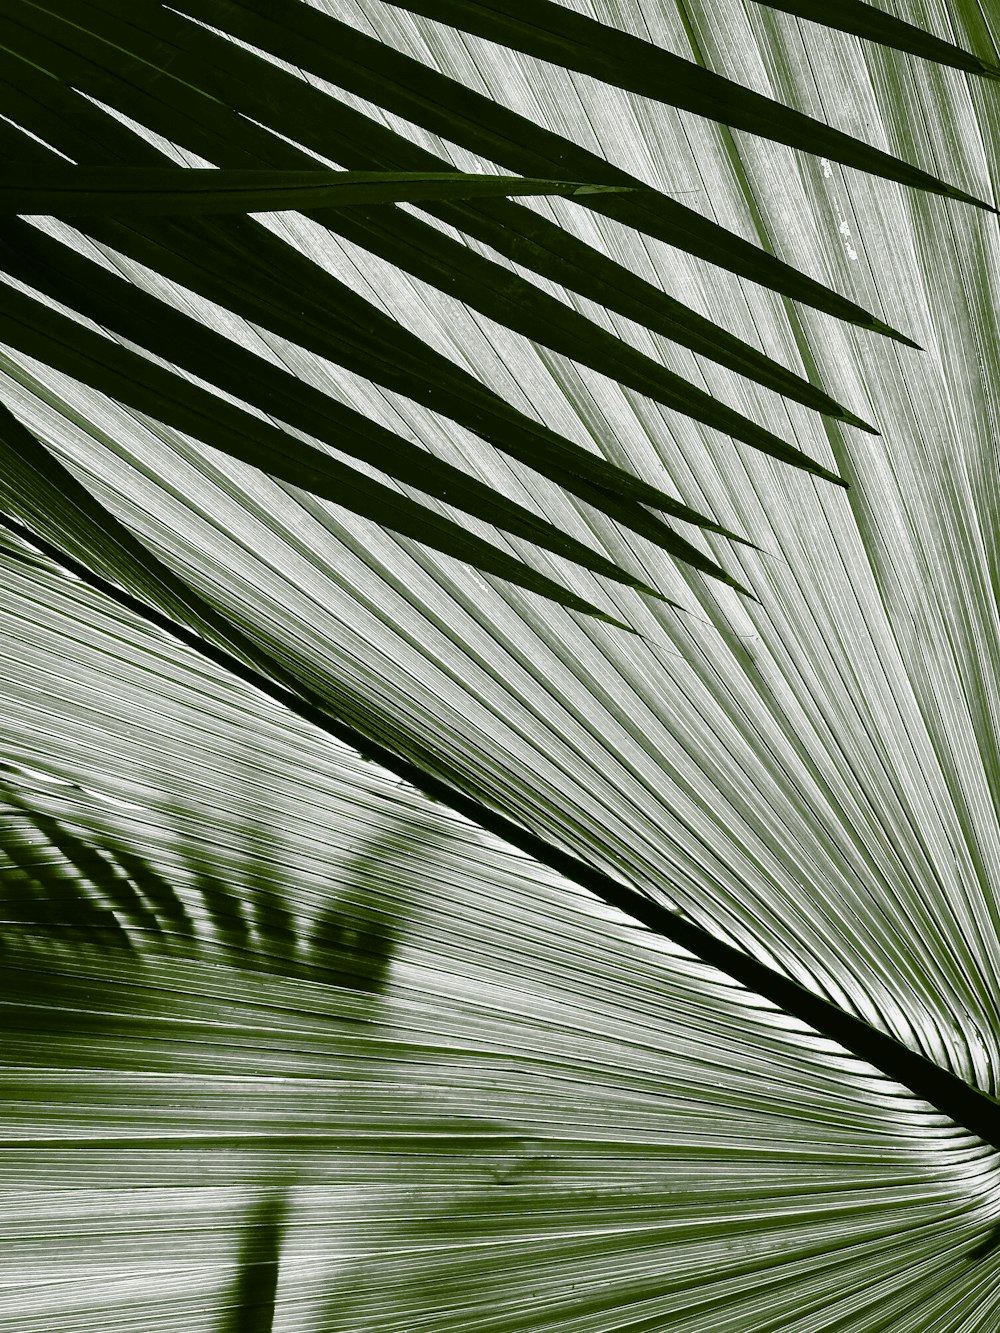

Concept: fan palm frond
[[3, 1, 1000, 1329], [3, 519, 999, 1333]]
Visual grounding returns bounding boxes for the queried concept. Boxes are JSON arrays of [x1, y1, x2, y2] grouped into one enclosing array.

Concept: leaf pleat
[[0, 6, 851, 487], [377, 0, 994, 208], [0, 533, 998, 1331], [166, 0, 917, 340]]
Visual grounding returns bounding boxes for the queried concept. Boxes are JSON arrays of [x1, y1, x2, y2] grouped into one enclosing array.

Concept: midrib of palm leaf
[[2, 519, 998, 1332]]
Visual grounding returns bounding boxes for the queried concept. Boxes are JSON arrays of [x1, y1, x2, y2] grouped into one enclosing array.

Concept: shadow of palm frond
[[0, 772, 406, 1099], [219, 1190, 288, 1333], [0, 773, 400, 996], [0, 779, 537, 1329]]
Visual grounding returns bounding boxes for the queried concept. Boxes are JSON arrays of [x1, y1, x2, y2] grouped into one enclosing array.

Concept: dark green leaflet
[[0, 63, 789, 593], [754, 0, 1000, 77], [165, 0, 919, 343], [376, 0, 994, 209], [0, 296, 659, 624], [3, 218, 729, 585], [0, 6, 857, 478], [0, 166, 630, 214]]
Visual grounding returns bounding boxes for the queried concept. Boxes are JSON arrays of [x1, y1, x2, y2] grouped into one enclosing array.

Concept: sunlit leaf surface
[[1, 528, 998, 1331], [3, 1, 1000, 1329]]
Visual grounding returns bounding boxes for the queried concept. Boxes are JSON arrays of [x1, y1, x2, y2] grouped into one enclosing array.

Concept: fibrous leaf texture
[[2, 2, 1000, 1331]]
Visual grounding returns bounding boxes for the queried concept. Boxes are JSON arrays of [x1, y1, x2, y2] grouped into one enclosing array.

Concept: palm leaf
[[0, 166, 631, 214], [3, 1, 1000, 1329], [0, 523, 996, 1332], [754, 0, 1000, 76], [3, 513, 995, 1142]]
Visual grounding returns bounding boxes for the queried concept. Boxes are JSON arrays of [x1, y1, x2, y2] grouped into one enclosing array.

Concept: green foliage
[[3, 1, 1000, 1329]]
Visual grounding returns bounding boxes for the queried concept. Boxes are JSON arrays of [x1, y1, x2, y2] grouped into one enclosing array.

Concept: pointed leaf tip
[[798, 459, 848, 488], [863, 316, 921, 349], [959, 186, 999, 214], [599, 611, 640, 633], [631, 579, 669, 602], [887, 330, 924, 351], [838, 410, 880, 435], [726, 577, 756, 600]]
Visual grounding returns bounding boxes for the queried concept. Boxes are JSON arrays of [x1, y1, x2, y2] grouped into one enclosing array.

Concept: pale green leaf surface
[[4, 0, 995, 1080], [2, 1, 1000, 1329], [1, 534, 999, 1332]]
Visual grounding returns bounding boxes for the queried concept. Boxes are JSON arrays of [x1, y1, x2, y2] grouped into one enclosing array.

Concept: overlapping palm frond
[[6, 0, 987, 605], [4, 0, 1000, 1329], [3, 521, 1000, 1333]]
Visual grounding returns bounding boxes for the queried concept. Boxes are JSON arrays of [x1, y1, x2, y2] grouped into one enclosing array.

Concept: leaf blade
[[754, 0, 1000, 78], [378, 0, 994, 209], [0, 166, 631, 215]]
